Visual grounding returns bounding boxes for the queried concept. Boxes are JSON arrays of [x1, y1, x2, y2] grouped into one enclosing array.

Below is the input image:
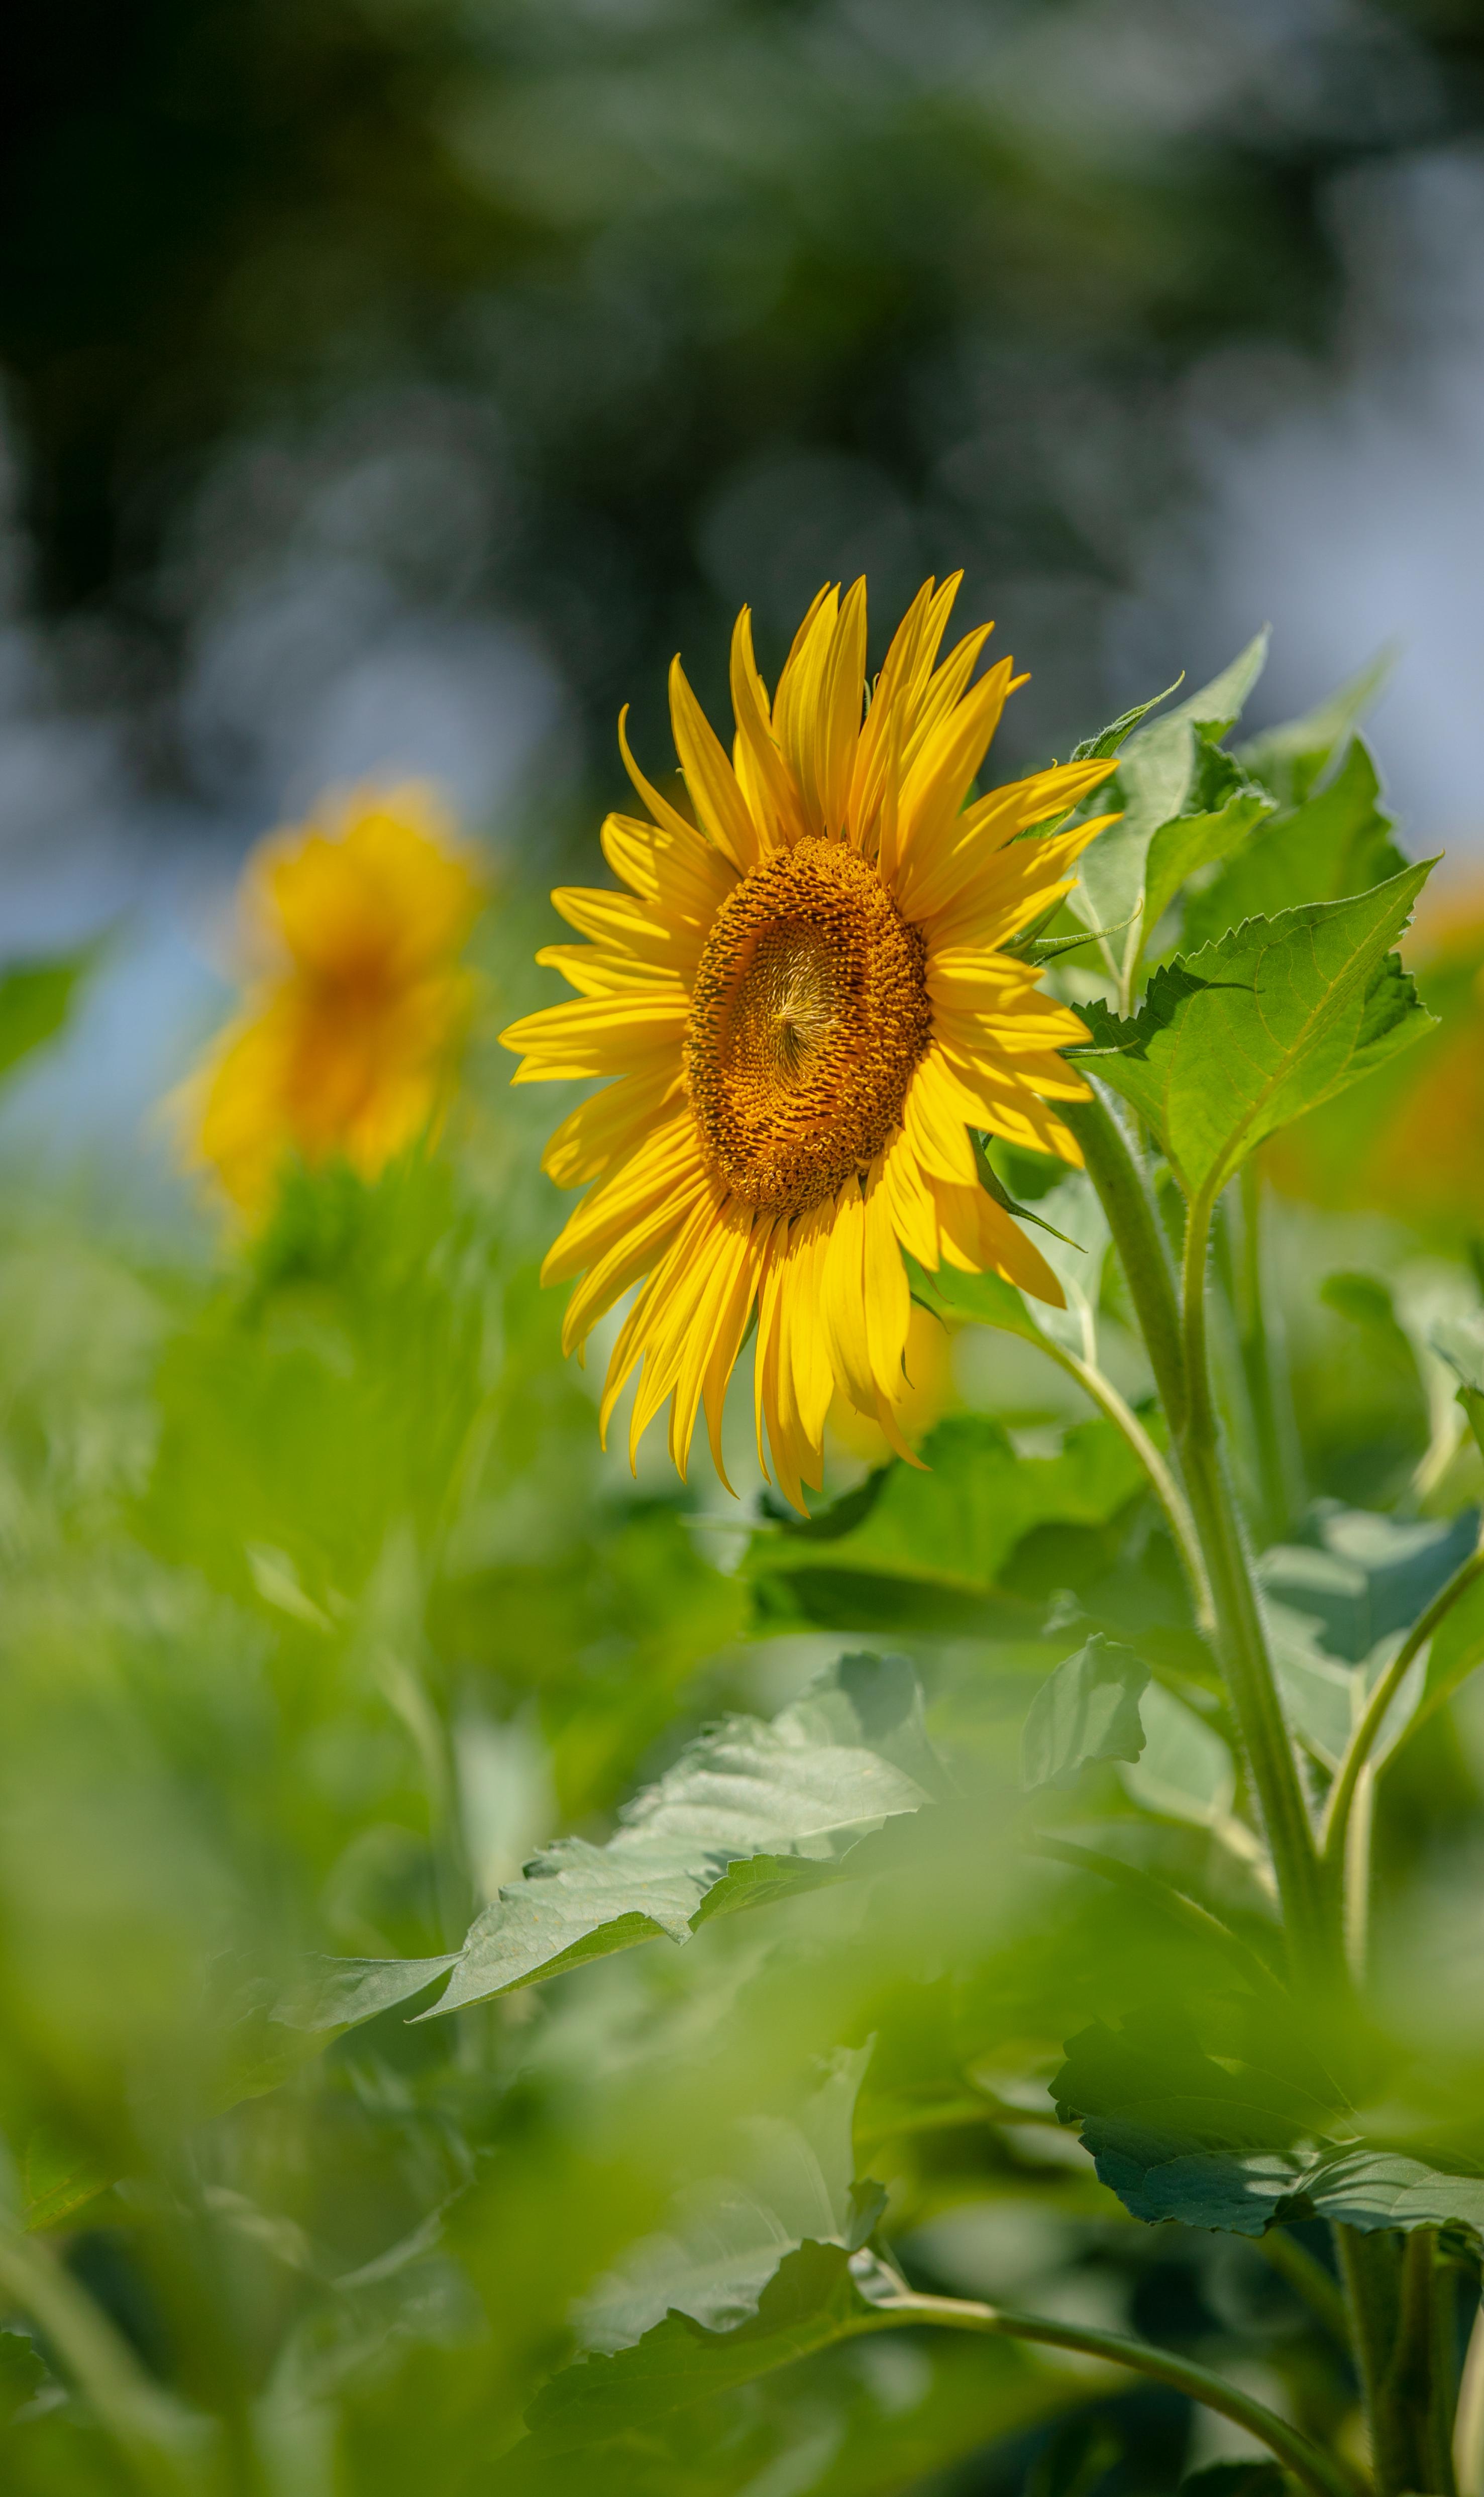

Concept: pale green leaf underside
[[1020, 1633, 1148, 1792]]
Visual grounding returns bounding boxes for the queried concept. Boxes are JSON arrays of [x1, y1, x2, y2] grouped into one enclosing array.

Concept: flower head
[[184, 783, 485, 1213], [501, 578, 1117, 1507]]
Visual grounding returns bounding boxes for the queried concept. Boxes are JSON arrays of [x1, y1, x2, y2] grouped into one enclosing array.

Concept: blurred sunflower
[[501, 578, 1117, 1507], [183, 783, 485, 1213]]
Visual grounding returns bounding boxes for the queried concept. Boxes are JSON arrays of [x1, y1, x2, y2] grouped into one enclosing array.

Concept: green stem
[[1035, 1335, 1213, 1629], [1336, 2225, 1411, 2496], [1180, 1185, 1329, 1983], [1236, 1160, 1302, 1545], [1454, 2290, 1484, 2496], [0, 2219, 199, 2497], [868, 2280, 1362, 2497], [1370, 2228, 1456, 2496], [1061, 1087, 1188, 1439], [1321, 1532, 1484, 1878]]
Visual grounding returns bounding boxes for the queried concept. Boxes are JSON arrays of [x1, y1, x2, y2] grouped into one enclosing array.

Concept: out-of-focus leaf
[[522, 2240, 884, 2452], [1179, 739, 1405, 953], [415, 1654, 943, 2016], [578, 2049, 882, 2352], [1180, 2465, 1286, 2497], [1029, 2417, 1124, 2497], [1237, 651, 1393, 806], [1077, 867, 1434, 1201], [0, 949, 94, 1087], [0, 2330, 48, 2420], [1119, 1682, 1234, 1830], [273, 1953, 462, 2037], [1020, 1633, 1149, 1792], [1434, 1310, 1484, 1460], [1258, 1502, 1477, 1662], [18, 2122, 112, 2233]]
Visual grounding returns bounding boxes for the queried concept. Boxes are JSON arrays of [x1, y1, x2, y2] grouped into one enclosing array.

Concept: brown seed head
[[685, 838, 932, 1216]]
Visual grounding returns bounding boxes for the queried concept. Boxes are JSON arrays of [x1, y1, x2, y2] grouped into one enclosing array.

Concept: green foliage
[[0, 949, 94, 1087], [1020, 1635, 1149, 1792], [1078, 867, 1435, 1205]]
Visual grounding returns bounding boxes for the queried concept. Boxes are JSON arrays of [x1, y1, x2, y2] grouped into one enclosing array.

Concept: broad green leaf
[[273, 1953, 462, 2037], [1051, 2012, 1334, 2237], [522, 2240, 885, 2452], [1119, 1681, 1234, 1830], [1237, 649, 1392, 807], [1177, 740, 1405, 957], [0, 948, 94, 1087], [18, 2123, 113, 2234], [426, 1654, 943, 2015], [1075, 715, 1197, 981], [1078, 865, 1434, 1204], [578, 2049, 882, 2353], [1020, 1633, 1148, 1792], [746, 1416, 1146, 1635], [1257, 1502, 1477, 1663], [1139, 788, 1273, 958], [1420, 1569, 1484, 1723], [1075, 636, 1270, 988], [1305, 2148, 1484, 2243], [1320, 1269, 1424, 1404]]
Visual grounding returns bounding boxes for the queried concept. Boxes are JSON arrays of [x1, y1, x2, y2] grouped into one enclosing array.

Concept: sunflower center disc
[[685, 838, 932, 1216]]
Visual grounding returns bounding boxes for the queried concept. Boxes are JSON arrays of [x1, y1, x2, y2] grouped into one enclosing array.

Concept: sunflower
[[183, 782, 485, 1214], [501, 578, 1117, 1508]]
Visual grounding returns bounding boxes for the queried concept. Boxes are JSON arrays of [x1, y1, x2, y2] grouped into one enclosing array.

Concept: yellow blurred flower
[[827, 1301, 954, 1467], [182, 783, 485, 1214]]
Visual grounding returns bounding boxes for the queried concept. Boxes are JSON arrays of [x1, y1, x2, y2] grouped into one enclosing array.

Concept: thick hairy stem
[[870, 2282, 1362, 2497], [1060, 1088, 1188, 1438], [1454, 2293, 1484, 2495], [1180, 1187, 1330, 1982], [1375, 2229, 1456, 2496], [1336, 2225, 1418, 2496], [1236, 1160, 1302, 1545]]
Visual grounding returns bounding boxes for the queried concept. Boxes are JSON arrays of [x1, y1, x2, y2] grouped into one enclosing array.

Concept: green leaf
[[1180, 2466, 1286, 2497], [1305, 2148, 1484, 2243], [1077, 866, 1434, 1203], [1119, 1681, 1234, 1831], [1051, 2010, 1339, 2236], [1177, 740, 1406, 957], [422, 1654, 943, 2015], [1139, 789, 1274, 957], [0, 2330, 48, 2421], [1433, 1312, 1484, 1461], [739, 1418, 1144, 1628], [1160, 630, 1270, 738], [0, 948, 94, 1086], [1257, 1503, 1478, 1664], [522, 2240, 884, 2452], [272, 1953, 462, 2037], [18, 2122, 113, 2233], [578, 2049, 883, 2354], [1070, 678, 1184, 763], [1237, 649, 1393, 807], [1020, 1633, 1149, 1792]]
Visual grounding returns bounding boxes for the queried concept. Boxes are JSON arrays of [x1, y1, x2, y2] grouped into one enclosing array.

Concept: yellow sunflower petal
[[500, 990, 689, 1083], [542, 1112, 703, 1286], [541, 1064, 684, 1187], [669, 658, 771, 873], [600, 811, 738, 927]]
